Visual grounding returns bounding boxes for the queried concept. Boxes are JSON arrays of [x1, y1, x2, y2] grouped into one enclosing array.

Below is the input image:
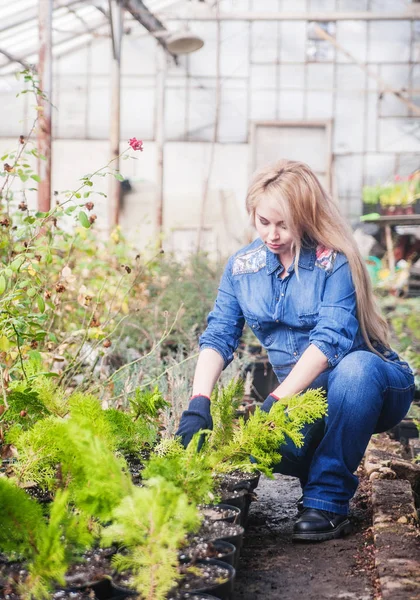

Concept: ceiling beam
[[156, 10, 420, 21], [0, 23, 110, 74], [122, 0, 176, 58], [0, 47, 32, 70], [0, 0, 83, 34]]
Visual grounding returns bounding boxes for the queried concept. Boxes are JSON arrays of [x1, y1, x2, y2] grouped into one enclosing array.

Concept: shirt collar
[[265, 243, 316, 275]]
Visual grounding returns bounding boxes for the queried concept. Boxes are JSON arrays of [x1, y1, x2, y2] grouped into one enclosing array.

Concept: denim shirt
[[199, 238, 367, 379]]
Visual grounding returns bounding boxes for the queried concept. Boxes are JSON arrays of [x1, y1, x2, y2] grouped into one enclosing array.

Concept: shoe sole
[[292, 519, 352, 542]]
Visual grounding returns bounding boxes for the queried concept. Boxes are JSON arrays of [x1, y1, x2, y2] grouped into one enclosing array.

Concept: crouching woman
[[177, 159, 415, 542]]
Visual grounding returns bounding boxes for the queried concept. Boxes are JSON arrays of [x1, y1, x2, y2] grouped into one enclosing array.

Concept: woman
[[176, 159, 414, 542]]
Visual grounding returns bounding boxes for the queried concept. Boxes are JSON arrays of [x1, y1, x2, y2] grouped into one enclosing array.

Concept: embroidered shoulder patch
[[315, 244, 337, 273], [232, 246, 266, 275]]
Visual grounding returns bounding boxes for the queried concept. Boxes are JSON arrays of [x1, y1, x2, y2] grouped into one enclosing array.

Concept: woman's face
[[254, 194, 295, 256]]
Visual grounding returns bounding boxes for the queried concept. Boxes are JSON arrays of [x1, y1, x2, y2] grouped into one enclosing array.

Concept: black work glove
[[176, 395, 213, 449], [260, 393, 280, 414]]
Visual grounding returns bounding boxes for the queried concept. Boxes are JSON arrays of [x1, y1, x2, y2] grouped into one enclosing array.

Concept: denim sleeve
[[199, 258, 245, 369], [309, 260, 359, 367]]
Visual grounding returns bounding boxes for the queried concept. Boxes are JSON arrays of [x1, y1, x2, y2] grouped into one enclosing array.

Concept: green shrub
[[142, 438, 216, 506], [102, 477, 201, 600], [207, 388, 328, 477]]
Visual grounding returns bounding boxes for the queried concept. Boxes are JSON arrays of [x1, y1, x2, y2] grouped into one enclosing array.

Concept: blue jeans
[[272, 349, 415, 515]]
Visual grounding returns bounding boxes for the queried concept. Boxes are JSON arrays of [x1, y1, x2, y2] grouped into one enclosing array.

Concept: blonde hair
[[246, 159, 389, 351]]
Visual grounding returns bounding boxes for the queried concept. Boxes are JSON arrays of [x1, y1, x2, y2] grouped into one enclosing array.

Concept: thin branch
[[103, 304, 184, 384], [139, 351, 199, 390]]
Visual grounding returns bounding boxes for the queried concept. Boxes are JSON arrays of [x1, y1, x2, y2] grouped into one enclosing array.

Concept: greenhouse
[[0, 1, 419, 599]]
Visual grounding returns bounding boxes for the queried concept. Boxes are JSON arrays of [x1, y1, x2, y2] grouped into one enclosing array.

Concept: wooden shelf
[[361, 215, 420, 227]]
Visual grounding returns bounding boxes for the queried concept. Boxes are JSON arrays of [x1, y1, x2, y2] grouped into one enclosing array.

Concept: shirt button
[[293, 351, 297, 356], [281, 293, 285, 297], [252, 324, 256, 328], [334, 354, 338, 358], [276, 319, 279, 323]]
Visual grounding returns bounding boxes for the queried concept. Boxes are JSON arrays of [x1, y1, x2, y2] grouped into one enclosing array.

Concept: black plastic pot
[[239, 470, 261, 492], [219, 488, 247, 513], [219, 489, 251, 527], [110, 581, 137, 598], [213, 525, 244, 569], [388, 418, 419, 446], [181, 559, 235, 600], [362, 202, 380, 216], [181, 594, 225, 600], [202, 503, 241, 524], [181, 539, 236, 568], [65, 577, 115, 600], [240, 494, 252, 528], [209, 540, 236, 567]]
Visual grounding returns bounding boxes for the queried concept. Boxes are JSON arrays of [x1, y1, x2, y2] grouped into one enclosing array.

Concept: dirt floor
[[234, 471, 378, 600]]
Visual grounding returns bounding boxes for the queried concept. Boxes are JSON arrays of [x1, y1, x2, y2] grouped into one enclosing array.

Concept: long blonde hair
[[246, 159, 389, 350]]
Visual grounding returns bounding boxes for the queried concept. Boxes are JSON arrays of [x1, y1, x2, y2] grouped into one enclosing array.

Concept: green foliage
[[210, 378, 244, 450], [8, 416, 67, 489], [142, 438, 217, 506], [382, 298, 420, 379], [207, 388, 328, 477], [0, 387, 51, 430], [103, 408, 157, 453], [9, 409, 133, 520], [68, 392, 116, 450], [64, 420, 132, 521], [129, 386, 169, 422], [23, 490, 93, 600], [0, 479, 93, 600], [0, 476, 45, 558], [102, 477, 201, 600], [10, 353, 68, 417]]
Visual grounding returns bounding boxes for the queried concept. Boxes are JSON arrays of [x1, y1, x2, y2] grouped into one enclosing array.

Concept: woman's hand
[[260, 393, 281, 413], [259, 345, 329, 412], [176, 395, 213, 448]]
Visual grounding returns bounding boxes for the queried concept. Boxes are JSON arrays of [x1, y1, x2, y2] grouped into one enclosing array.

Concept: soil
[[25, 484, 54, 504], [114, 560, 232, 599], [215, 471, 254, 496], [218, 486, 250, 507], [195, 519, 244, 543], [177, 561, 231, 594], [123, 450, 149, 485], [201, 505, 240, 523], [64, 547, 115, 587], [179, 596, 221, 600], [0, 559, 27, 600], [180, 540, 235, 563], [52, 589, 97, 599], [234, 469, 378, 600]]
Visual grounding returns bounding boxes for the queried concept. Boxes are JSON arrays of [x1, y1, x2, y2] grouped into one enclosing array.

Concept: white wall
[[0, 136, 251, 258]]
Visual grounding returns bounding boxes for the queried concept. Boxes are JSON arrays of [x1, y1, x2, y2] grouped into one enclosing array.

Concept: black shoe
[[292, 508, 352, 542], [296, 495, 304, 515]]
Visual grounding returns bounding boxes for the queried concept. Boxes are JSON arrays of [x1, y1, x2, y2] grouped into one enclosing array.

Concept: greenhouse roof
[[0, 0, 188, 75], [1, 1, 419, 76]]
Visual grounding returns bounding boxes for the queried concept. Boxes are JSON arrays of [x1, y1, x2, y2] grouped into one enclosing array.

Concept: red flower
[[129, 138, 144, 152]]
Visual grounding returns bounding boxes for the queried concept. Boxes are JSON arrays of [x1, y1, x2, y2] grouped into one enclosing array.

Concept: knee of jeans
[[329, 351, 383, 393], [328, 352, 384, 418]]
